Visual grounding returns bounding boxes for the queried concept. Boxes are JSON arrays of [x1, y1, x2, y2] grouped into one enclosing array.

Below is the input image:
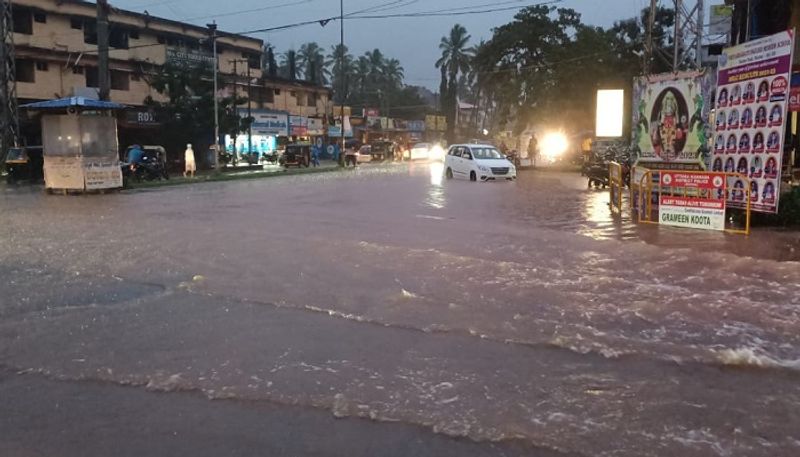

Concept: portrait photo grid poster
[[713, 30, 794, 214]]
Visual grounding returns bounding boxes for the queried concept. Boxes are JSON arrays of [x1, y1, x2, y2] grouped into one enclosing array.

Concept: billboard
[[714, 30, 794, 214], [596, 89, 624, 137], [632, 71, 714, 165], [239, 109, 288, 136], [709, 5, 733, 36]]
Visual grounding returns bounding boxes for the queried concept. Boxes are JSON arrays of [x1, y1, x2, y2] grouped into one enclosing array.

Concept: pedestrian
[[184, 143, 196, 178], [528, 135, 539, 168], [311, 145, 320, 167]]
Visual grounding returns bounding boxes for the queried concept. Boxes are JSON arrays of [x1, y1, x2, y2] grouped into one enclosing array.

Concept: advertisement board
[[632, 71, 714, 165], [658, 172, 727, 231], [709, 4, 733, 36], [307, 117, 324, 135], [290, 115, 308, 136], [714, 30, 794, 214], [596, 89, 624, 137], [43, 156, 84, 190], [165, 47, 215, 67], [240, 109, 288, 136], [84, 159, 123, 190]]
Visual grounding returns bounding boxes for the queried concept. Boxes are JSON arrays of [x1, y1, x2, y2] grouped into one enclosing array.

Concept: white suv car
[[444, 144, 517, 181]]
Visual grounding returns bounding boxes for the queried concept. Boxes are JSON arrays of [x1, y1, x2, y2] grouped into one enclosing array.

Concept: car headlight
[[478, 165, 489, 172]]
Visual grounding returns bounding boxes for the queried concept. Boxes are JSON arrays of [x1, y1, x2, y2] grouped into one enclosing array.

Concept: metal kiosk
[[20, 97, 125, 193]]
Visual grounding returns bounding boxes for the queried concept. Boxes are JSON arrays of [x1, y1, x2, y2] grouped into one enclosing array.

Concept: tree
[[144, 63, 246, 163], [297, 42, 329, 85], [279, 50, 298, 80], [327, 44, 354, 103], [436, 24, 472, 141]]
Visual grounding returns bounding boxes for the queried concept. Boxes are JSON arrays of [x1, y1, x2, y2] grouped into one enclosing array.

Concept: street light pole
[[208, 21, 220, 171], [339, 0, 345, 166]]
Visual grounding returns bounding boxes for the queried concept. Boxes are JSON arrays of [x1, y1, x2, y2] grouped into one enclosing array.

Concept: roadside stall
[[21, 97, 125, 193]]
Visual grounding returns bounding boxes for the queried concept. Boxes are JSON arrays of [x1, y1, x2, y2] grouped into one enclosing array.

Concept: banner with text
[[714, 30, 794, 214], [658, 172, 727, 231]]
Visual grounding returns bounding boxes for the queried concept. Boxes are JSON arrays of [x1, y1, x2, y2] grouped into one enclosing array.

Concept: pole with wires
[[208, 21, 220, 171], [339, 0, 345, 167]]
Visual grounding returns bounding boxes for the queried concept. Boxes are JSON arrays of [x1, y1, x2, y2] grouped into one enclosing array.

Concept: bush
[[751, 186, 800, 226]]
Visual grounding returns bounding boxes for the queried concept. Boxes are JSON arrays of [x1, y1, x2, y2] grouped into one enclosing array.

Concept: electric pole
[[338, 0, 345, 166], [208, 21, 219, 171], [97, 0, 110, 101], [645, 0, 657, 74], [1, 0, 20, 153], [230, 57, 239, 161]]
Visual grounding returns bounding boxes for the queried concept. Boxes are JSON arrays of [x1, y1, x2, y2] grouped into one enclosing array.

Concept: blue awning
[[20, 97, 126, 110]]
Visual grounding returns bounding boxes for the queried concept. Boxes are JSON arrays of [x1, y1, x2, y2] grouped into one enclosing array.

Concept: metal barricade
[[608, 162, 623, 216], [637, 169, 751, 235]]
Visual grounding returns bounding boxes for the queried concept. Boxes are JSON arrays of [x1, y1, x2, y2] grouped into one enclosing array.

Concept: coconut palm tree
[[327, 44, 354, 102], [383, 58, 404, 87], [436, 24, 472, 140], [297, 42, 328, 84], [279, 50, 298, 80]]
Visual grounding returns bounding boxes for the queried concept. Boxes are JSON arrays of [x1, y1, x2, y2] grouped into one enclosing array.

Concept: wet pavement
[[1, 162, 799, 456]]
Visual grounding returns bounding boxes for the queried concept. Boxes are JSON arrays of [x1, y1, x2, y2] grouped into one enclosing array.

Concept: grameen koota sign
[[658, 172, 727, 231]]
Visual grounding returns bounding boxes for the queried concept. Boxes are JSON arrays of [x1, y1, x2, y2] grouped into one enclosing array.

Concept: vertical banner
[[632, 71, 714, 166], [715, 30, 794, 214]]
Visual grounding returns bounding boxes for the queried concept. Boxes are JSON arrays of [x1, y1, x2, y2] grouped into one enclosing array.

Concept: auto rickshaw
[[3, 146, 44, 183], [281, 143, 311, 168]]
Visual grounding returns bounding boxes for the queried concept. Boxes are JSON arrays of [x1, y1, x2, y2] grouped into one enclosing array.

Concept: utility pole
[[1, 0, 20, 153], [230, 57, 238, 161], [645, 0, 657, 74], [673, 0, 681, 71], [208, 21, 219, 171], [338, 0, 345, 166], [246, 63, 252, 157], [97, 0, 110, 101], [695, 0, 704, 68]]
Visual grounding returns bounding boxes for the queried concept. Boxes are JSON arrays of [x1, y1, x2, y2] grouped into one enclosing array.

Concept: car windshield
[[470, 147, 504, 159]]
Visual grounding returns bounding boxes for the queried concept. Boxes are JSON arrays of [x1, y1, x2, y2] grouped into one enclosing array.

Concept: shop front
[[228, 109, 288, 160]]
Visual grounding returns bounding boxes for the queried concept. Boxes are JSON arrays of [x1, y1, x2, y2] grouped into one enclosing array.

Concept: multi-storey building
[[10, 0, 331, 155]]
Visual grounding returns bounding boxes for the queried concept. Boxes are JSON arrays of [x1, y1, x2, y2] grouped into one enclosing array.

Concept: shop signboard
[[84, 159, 123, 190], [43, 156, 84, 190], [632, 71, 713, 166], [364, 108, 379, 117], [425, 115, 447, 131], [709, 4, 733, 36], [307, 117, 324, 135], [290, 115, 308, 136], [166, 47, 215, 67], [658, 172, 726, 231], [122, 110, 160, 127], [240, 109, 288, 136], [715, 30, 794, 214], [407, 120, 426, 132]]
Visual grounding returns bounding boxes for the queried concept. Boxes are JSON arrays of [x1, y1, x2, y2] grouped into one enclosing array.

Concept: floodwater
[[1, 163, 799, 456]]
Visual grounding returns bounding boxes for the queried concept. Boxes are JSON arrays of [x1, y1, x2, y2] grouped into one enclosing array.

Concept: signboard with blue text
[[239, 109, 289, 136]]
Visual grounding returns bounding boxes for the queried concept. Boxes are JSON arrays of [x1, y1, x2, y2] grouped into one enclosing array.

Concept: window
[[35, 61, 48, 72], [290, 91, 296, 97], [83, 20, 97, 45], [274, 89, 281, 95], [131, 72, 141, 82], [72, 66, 84, 75], [110, 70, 129, 91], [70, 17, 83, 30], [12, 8, 33, 34], [295, 92, 305, 106], [15, 59, 35, 83], [129, 28, 139, 39], [247, 54, 260, 69], [307, 92, 317, 107], [85, 67, 99, 88], [33, 12, 46, 23], [254, 87, 274, 106], [157, 35, 166, 44], [109, 28, 129, 49]]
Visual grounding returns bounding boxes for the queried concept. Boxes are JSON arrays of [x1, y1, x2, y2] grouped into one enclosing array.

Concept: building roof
[[57, 0, 262, 45], [21, 97, 127, 110]]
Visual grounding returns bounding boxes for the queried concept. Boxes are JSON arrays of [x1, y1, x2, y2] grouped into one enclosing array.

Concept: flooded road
[[1, 163, 799, 456]]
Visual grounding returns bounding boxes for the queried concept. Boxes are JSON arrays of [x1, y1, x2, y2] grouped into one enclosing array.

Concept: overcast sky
[[112, 0, 662, 89]]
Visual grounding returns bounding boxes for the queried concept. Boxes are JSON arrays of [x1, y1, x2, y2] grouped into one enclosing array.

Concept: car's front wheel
[[446, 167, 453, 179], [469, 170, 477, 182]]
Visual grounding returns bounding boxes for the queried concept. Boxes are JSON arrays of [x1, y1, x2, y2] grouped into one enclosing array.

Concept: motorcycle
[[122, 151, 169, 184]]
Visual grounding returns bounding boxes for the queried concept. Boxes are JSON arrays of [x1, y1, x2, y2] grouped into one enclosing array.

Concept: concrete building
[[10, 0, 331, 152]]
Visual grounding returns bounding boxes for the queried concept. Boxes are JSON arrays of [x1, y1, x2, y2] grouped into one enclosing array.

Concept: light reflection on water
[[426, 162, 446, 209]]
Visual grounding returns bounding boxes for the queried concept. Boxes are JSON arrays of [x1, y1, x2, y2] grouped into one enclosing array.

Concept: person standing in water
[[184, 143, 196, 178]]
